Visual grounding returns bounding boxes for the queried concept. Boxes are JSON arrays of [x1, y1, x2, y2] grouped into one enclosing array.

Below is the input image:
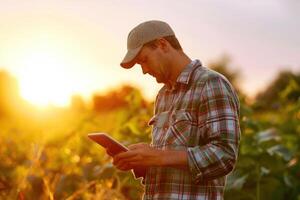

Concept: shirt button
[[194, 172, 203, 183], [196, 172, 202, 178]]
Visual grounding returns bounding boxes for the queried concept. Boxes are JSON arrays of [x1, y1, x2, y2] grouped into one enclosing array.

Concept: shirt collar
[[176, 59, 202, 85], [163, 59, 202, 92]]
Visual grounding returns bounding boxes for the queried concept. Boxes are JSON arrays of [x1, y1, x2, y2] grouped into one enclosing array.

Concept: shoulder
[[193, 66, 235, 93], [193, 66, 229, 85], [195, 66, 239, 106]]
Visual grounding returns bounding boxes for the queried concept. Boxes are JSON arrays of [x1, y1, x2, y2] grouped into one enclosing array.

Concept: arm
[[112, 144, 188, 170], [186, 77, 240, 182]]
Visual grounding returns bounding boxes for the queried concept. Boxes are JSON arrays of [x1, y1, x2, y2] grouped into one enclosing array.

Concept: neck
[[166, 51, 192, 88]]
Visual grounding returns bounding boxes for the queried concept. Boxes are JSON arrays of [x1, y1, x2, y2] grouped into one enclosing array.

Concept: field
[[0, 68, 299, 200]]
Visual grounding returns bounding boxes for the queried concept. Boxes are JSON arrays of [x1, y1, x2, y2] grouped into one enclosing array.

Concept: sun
[[4, 29, 114, 108], [17, 50, 75, 107], [23, 58, 69, 106]]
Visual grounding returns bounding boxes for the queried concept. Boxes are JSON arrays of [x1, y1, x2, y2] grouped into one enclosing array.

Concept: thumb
[[106, 148, 114, 157], [128, 143, 149, 150]]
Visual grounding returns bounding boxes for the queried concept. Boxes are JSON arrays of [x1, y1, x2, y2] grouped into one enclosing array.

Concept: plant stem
[[256, 164, 261, 200]]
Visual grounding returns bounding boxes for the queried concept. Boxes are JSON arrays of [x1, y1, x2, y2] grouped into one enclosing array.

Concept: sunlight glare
[[18, 49, 75, 107]]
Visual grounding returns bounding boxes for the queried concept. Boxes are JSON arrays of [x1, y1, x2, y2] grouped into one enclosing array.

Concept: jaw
[[154, 73, 171, 85]]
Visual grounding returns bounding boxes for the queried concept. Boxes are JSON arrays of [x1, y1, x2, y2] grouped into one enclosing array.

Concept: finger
[[113, 156, 126, 166], [106, 149, 114, 157], [113, 154, 140, 166], [114, 150, 137, 162], [128, 161, 148, 167], [128, 143, 148, 150], [116, 161, 135, 171], [116, 163, 131, 171]]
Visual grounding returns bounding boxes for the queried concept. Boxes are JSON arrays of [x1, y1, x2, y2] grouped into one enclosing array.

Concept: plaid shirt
[[142, 60, 240, 200]]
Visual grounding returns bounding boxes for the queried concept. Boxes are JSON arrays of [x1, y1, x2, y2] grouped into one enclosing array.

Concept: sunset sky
[[0, 0, 299, 106]]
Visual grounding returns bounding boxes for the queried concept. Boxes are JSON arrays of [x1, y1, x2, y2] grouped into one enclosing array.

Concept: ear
[[156, 38, 170, 53]]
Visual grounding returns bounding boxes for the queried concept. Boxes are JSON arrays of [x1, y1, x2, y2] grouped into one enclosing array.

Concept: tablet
[[88, 133, 146, 179], [88, 133, 128, 156]]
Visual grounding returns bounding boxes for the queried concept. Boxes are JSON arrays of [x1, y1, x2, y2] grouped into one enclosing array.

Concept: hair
[[144, 35, 182, 51]]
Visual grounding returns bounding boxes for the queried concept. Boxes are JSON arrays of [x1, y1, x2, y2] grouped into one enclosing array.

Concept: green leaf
[[226, 172, 248, 190], [283, 173, 293, 187], [267, 145, 292, 161], [256, 128, 281, 143], [260, 166, 270, 176]]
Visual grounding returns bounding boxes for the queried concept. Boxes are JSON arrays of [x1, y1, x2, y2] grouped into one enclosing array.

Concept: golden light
[[12, 33, 83, 107], [18, 51, 73, 107], [2, 23, 148, 107]]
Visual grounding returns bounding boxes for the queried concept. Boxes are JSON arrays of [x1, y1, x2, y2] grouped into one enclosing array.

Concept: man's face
[[135, 45, 169, 84]]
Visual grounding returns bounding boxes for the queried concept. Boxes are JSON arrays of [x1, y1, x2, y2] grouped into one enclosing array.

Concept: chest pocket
[[165, 110, 197, 147], [149, 110, 197, 148], [148, 111, 170, 147], [148, 111, 169, 127]]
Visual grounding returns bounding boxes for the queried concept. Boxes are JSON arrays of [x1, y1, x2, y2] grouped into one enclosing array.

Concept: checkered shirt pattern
[[142, 59, 240, 200]]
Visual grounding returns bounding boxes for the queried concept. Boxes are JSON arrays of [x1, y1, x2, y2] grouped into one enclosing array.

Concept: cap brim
[[120, 46, 142, 69]]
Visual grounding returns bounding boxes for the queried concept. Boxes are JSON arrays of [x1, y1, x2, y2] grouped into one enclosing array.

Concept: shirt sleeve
[[187, 76, 240, 183]]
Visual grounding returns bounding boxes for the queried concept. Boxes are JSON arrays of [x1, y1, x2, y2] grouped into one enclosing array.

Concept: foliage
[[0, 64, 299, 199], [0, 84, 151, 200], [208, 54, 242, 94], [254, 70, 300, 110], [225, 99, 300, 200]]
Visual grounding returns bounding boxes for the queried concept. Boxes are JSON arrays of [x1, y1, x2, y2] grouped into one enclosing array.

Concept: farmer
[[111, 20, 240, 200]]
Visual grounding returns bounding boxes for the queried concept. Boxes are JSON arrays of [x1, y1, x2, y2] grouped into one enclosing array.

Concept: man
[[111, 20, 240, 200]]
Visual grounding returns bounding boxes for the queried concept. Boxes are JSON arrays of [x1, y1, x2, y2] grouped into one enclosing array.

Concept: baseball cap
[[120, 20, 175, 69]]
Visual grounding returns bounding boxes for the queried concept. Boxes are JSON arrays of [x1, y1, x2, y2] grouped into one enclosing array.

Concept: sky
[[0, 0, 299, 106]]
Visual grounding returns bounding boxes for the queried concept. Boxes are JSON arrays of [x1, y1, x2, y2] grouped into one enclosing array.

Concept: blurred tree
[[208, 54, 242, 94], [70, 94, 86, 111], [254, 70, 300, 110], [92, 85, 147, 112]]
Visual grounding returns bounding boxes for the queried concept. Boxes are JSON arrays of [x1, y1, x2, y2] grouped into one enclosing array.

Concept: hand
[[106, 148, 133, 171], [112, 143, 163, 171], [105, 148, 114, 157]]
